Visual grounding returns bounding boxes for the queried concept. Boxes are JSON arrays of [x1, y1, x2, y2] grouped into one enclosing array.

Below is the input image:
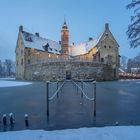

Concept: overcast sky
[[0, 0, 139, 61]]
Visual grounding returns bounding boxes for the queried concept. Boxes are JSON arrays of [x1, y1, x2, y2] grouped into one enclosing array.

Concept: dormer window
[[26, 37, 32, 42], [25, 33, 32, 42], [44, 43, 49, 51]]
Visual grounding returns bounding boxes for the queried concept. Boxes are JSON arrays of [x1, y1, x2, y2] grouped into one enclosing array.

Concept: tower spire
[[61, 19, 69, 57], [63, 16, 67, 26], [64, 15, 66, 24]]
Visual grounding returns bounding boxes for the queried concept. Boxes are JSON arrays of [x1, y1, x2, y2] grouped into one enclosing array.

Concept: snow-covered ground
[[0, 78, 15, 80], [0, 79, 32, 87], [0, 126, 140, 140]]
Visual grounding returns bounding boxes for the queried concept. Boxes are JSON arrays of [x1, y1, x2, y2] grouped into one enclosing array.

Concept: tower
[[61, 20, 69, 57]]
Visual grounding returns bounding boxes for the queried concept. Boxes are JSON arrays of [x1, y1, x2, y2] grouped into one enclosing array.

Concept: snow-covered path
[[0, 126, 140, 140]]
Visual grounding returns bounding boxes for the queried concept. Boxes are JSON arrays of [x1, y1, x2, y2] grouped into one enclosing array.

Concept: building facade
[[15, 22, 120, 81]]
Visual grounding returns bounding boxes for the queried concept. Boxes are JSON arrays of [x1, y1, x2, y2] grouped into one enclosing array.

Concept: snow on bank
[[0, 78, 15, 80], [0, 126, 140, 140], [0, 80, 32, 87]]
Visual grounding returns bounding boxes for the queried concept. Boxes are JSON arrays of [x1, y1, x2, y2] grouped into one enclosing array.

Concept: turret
[[61, 20, 69, 57]]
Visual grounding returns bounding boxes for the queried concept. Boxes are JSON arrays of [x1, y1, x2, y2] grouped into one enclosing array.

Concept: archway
[[66, 70, 71, 79]]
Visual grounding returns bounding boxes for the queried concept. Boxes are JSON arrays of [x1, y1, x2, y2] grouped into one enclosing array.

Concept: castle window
[[21, 59, 23, 65], [104, 45, 106, 48], [28, 59, 30, 64], [93, 55, 96, 60], [109, 46, 111, 48], [28, 50, 30, 56], [105, 33, 108, 36], [101, 58, 104, 62], [21, 49, 23, 54]]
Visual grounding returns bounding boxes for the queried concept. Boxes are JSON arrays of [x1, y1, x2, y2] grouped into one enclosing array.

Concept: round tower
[[61, 21, 69, 57]]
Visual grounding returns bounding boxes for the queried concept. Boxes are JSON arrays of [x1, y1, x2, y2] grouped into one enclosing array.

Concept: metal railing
[[45, 79, 97, 119], [72, 79, 97, 116], [46, 80, 65, 117]]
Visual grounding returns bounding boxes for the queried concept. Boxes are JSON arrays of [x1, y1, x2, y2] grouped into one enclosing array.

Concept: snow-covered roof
[[69, 33, 103, 56], [22, 31, 61, 54]]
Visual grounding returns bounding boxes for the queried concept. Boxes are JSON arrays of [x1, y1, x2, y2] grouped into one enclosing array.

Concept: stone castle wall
[[24, 61, 116, 81]]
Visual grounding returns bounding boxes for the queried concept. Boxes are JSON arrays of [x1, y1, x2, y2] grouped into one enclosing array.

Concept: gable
[[98, 28, 119, 48]]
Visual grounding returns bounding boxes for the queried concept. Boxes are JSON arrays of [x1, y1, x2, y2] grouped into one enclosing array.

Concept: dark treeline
[[0, 59, 15, 77]]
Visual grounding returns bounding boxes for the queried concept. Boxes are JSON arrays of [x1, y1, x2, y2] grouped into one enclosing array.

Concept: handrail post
[[46, 81, 50, 117], [81, 80, 83, 98], [94, 81, 96, 117], [57, 81, 59, 98], [76, 81, 78, 94]]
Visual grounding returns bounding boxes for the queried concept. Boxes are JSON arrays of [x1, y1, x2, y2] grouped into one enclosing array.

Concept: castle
[[15, 21, 120, 81]]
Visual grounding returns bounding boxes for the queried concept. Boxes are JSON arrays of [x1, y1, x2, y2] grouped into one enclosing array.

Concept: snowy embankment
[[0, 78, 32, 87], [0, 126, 140, 140]]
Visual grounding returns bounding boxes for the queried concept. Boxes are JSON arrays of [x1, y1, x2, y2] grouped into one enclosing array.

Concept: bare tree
[[120, 56, 128, 71], [126, 0, 140, 48], [127, 52, 140, 72], [4, 59, 13, 76], [0, 60, 3, 77]]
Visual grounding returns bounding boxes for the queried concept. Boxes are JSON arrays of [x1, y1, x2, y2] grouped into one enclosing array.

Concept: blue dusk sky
[[0, 0, 139, 61]]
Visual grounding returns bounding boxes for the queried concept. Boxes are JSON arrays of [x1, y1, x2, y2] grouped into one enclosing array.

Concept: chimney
[[89, 37, 93, 41], [105, 23, 109, 30], [35, 32, 39, 37], [19, 25, 23, 32]]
